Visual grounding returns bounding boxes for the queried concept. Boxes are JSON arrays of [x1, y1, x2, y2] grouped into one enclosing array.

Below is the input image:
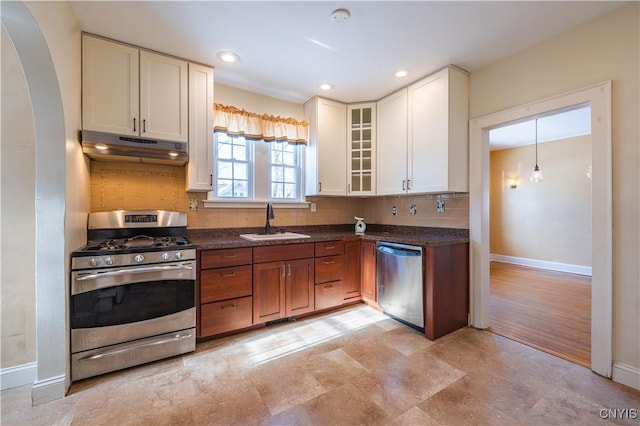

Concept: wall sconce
[[508, 178, 518, 189]]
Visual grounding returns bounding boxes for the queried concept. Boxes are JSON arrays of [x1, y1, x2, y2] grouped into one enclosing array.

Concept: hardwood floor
[[489, 261, 591, 367]]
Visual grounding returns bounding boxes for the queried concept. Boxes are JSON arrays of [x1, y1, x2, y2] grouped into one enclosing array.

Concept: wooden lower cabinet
[[424, 242, 469, 340], [360, 241, 377, 304], [343, 241, 361, 301], [253, 257, 314, 324], [315, 280, 344, 310], [200, 296, 253, 336]]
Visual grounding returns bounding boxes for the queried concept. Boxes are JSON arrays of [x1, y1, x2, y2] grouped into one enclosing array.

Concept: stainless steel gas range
[[70, 210, 196, 381]]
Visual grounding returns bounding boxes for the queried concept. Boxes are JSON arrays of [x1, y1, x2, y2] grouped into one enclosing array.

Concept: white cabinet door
[[376, 89, 408, 195], [305, 97, 347, 196], [408, 67, 469, 193], [82, 35, 139, 136], [347, 103, 376, 196], [139, 51, 188, 142], [408, 70, 448, 193], [186, 63, 214, 192]]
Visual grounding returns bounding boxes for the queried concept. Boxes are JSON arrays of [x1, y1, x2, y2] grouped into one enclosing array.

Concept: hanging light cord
[[535, 119, 538, 168]]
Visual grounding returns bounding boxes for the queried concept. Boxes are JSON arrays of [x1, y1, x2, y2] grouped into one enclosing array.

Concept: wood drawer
[[315, 254, 344, 284], [200, 265, 252, 303], [315, 241, 344, 257], [200, 296, 253, 337], [315, 281, 344, 310], [253, 243, 314, 263], [201, 248, 252, 269]]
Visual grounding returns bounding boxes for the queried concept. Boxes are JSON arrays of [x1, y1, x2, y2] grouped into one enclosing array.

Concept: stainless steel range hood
[[81, 130, 188, 165]]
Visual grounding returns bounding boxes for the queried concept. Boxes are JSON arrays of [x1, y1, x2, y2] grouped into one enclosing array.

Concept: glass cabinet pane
[[351, 109, 360, 126], [363, 108, 372, 125]]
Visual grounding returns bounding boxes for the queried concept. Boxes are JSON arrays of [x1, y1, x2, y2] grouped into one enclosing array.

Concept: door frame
[[469, 81, 612, 377]]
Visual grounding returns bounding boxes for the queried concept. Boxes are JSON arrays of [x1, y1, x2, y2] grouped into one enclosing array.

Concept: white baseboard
[[0, 362, 36, 391], [31, 374, 66, 405], [490, 254, 592, 276], [612, 362, 640, 391]]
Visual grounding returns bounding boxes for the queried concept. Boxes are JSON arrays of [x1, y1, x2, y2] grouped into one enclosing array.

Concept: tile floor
[[2, 305, 639, 425]]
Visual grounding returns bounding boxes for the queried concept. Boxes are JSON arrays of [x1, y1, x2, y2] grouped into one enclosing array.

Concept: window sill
[[202, 199, 310, 209]]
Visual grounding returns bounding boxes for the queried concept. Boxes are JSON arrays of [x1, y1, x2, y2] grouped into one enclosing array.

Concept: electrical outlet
[[409, 204, 417, 216], [436, 200, 446, 213], [392, 205, 397, 216], [189, 199, 198, 211], [310, 202, 317, 212]]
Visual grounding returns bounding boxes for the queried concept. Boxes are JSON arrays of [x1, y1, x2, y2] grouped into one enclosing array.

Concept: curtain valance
[[213, 103, 308, 145]]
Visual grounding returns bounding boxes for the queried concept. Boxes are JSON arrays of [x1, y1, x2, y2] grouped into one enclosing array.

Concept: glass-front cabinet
[[347, 103, 376, 195]]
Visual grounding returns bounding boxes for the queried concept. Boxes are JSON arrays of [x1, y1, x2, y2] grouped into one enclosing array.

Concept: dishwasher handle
[[377, 244, 421, 257]]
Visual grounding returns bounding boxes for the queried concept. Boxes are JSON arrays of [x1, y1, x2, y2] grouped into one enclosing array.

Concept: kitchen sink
[[239, 232, 311, 241]]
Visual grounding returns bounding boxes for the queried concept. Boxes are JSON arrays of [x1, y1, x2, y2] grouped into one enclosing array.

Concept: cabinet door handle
[[142, 119, 146, 133], [323, 260, 336, 265], [402, 180, 406, 191], [210, 174, 213, 187], [221, 272, 236, 278], [407, 179, 411, 190], [287, 264, 291, 277], [324, 285, 335, 291], [319, 182, 322, 192], [221, 304, 237, 310], [281, 265, 285, 277], [133, 118, 136, 132], [324, 246, 336, 250]]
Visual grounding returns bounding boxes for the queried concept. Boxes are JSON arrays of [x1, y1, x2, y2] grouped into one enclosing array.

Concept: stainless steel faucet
[[265, 202, 275, 234]]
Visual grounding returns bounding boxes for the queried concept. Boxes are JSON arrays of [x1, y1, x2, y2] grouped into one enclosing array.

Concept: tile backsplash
[[90, 161, 468, 229]]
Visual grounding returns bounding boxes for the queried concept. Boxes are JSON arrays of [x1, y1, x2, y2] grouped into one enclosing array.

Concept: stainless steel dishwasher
[[376, 242, 424, 330]]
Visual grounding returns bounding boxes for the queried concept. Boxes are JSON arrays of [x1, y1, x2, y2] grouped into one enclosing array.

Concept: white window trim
[[202, 200, 310, 209], [206, 135, 307, 208]]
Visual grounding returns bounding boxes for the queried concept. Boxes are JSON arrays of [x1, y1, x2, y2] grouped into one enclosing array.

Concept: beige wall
[[215, 82, 304, 120], [1, 27, 37, 368], [490, 135, 592, 267], [470, 2, 639, 374], [362, 194, 469, 229]]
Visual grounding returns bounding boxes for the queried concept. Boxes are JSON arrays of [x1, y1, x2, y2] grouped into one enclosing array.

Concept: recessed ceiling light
[[395, 69, 409, 78], [330, 8, 350, 24], [319, 83, 334, 91], [217, 51, 239, 63]]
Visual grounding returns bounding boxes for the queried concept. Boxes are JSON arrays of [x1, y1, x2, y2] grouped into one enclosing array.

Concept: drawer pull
[[221, 304, 237, 310], [323, 260, 336, 265], [324, 246, 336, 250], [221, 272, 236, 278], [324, 285, 335, 290], [222, 255, 237, 259]]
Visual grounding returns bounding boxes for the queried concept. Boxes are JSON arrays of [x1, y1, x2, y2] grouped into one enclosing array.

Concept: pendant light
[[529, 119, 543, 184]]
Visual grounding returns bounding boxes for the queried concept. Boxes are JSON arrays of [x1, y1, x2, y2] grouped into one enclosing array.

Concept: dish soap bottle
[[354, 217, 366, 235]]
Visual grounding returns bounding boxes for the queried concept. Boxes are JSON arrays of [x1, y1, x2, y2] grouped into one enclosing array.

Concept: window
[[214, 133, 252, 198], [270, 142, 300, 199], [212, 132, 303, 203]]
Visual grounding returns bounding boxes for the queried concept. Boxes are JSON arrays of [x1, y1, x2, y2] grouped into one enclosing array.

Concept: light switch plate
[[436, 200, 446, 213]]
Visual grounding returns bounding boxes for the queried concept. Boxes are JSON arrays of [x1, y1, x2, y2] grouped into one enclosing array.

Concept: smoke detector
[[330, 8, 350, 24]]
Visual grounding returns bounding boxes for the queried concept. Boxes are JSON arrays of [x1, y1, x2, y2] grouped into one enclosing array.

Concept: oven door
[[71, 260, 195, 353]]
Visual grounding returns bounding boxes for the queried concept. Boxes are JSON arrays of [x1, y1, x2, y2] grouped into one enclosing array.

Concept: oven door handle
[[75, 264, 193, 282]]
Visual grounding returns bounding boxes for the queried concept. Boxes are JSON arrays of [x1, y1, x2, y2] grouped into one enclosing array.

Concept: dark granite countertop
[[188, 224, 469, 250]]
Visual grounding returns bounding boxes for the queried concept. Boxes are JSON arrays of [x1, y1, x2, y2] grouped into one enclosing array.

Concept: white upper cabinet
[[82, 35, 188, 142], [407, 66, 469, 193], [347, 103, 376, 196], [305, 97, 347, 196], [82, 35, 139, 136], [377, 66, 469, 195], [139, 51, 188, 142], [186, 63, 214, 192], [376, 89, 408, 195]]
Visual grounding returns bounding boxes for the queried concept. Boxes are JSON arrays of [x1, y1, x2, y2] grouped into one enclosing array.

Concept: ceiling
[[489, 105, 591, 151], [70, 1, 625, 104]]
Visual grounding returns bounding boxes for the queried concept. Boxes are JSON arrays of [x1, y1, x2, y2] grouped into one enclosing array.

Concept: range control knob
[[174, 251, 183, 260], [103, 256, 114, 266], [89, 257, 100, 267], [161, 252, 170, 261], [134, 254, 145, 263]]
